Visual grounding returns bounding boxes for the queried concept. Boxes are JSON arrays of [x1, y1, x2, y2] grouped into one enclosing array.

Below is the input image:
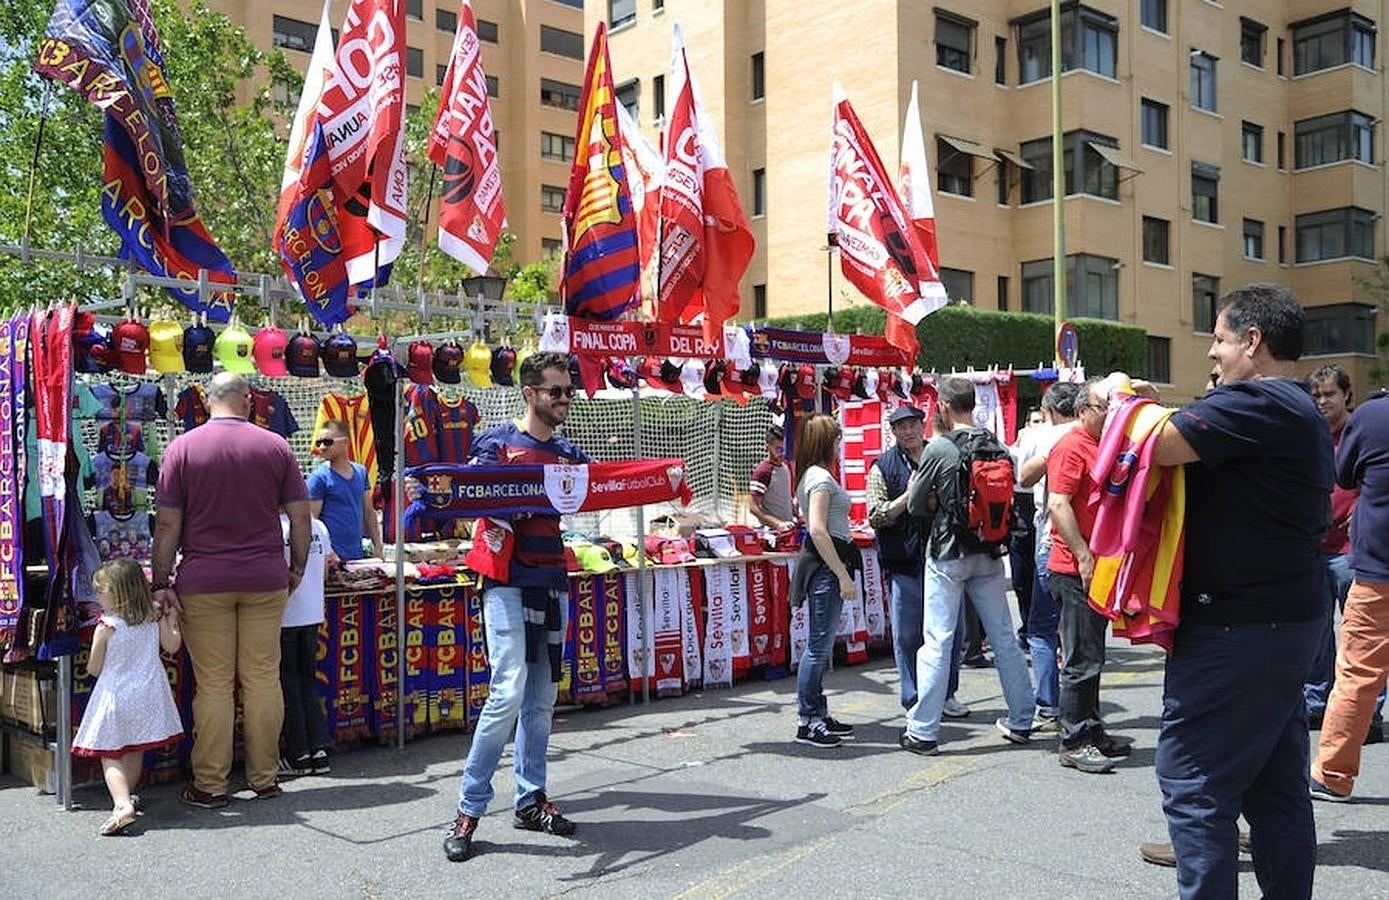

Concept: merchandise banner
[[429, 584, 469, 732], [402, 593, 430, 737], [746, 559, 775, 668], [768, 560, 791, 668], [702, 564, 734, 688], [748, 326, 909, 367], [325, 593, 371, 742], [725, 563, 751, 677], [860, 548, 887, 641], [624, 570, 656, 692], [369, 595, 399, 736], [599, 573, 628, 696], [652, 568, 684, 697], [540, 313, 723, 360], [680, 567, 703, 693], [570, 575, 606, 701]]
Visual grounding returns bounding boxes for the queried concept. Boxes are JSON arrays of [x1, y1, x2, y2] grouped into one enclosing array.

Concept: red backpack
[[944, 428, 1016, 555]]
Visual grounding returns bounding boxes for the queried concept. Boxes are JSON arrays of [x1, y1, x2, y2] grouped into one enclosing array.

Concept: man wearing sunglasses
[[445, 351, 590, 862], [307, 421, 383, 561]]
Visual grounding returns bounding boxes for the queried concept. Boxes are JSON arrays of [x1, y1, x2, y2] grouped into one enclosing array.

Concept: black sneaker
[[1310, 778, 1351, 803], [995, 717, 1032, 745], [514, 792, 577, 835], [444, 812, 477, 861], [795, 722, 842, 748], [1095, 734, 1133, 758], [822, 717, 855, 739], [278, 755, 312, 779], [310, 749, 332, 775], [1059, 744, 1117, 774], [899, 732, 939, 756]]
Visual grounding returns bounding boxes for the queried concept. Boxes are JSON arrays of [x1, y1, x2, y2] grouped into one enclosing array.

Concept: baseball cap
[[464, 339, 492, 389], [888, 404, 926, 426], [571, 542, 620, 574], [594, 538, 634, 569], [640, 357, 683, 392], [694, 529, 739, 559], [823, 366, 856, 401], [111, 319, 150, 375], [757, 361, 780, 397], [252, 326, 289, 377], [725, 525, 764, 556], [321, 331, 360, 378], [286, 331, 321, 377], [720, 361, 747, 401], [680, 360, 706, 398], [183, 322, 215, 373], [74, 315, 111, 374], [214, 323, 255, 374], [643, 534, 696, 565], [363, 343, 407, 393], [794, 363, 817, 399], [702, 360, 725, 398], [432, 342, 463, 384], [147, 319, 185, 374], [491, 346, 517, 386], [606, 357, 639, 390], [407, 340, 435, 384]]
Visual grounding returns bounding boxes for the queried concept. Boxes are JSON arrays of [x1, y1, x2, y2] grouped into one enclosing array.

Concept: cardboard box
[[0, 668, 56, 734], [2, 733, 55, 793]]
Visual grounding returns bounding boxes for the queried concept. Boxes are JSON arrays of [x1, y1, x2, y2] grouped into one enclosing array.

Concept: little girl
[[72, 559, 184, 836]]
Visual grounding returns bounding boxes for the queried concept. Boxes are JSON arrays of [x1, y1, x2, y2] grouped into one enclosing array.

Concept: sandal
[[100, 804, 136, 837]]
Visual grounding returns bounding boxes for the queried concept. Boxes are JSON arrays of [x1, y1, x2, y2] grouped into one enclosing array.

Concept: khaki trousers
[[180, 589, 288, 794], [1313, 578, 1389, 795]]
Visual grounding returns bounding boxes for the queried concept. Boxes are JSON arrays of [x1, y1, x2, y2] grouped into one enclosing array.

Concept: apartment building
[[205, 0, 584, 264], [599, 0, 1389, 400]]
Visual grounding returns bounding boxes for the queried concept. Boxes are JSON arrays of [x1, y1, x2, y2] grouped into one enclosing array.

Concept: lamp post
[[1051, 0, 1066, 364], [461, 273, 507, 305]]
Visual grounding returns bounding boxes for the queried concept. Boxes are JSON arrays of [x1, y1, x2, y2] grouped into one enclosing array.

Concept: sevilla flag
[[829, 83, 943, 345], [560, 23, 641, 320], [317, 0, 408, 286], [614, 99, 662, 274], [428, 1, 506, 273], [892, 80, 949, 366], [657, 23, 754, 346]]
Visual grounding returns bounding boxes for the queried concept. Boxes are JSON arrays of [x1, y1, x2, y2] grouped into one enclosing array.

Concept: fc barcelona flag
[[278, 122, 351, 327], [559, 22, 640, 321]]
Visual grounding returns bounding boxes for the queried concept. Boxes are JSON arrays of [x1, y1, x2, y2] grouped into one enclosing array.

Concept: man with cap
[[749, 424, 795, 530]]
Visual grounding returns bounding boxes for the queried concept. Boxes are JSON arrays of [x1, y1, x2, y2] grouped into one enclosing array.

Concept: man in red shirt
[[1047, 379, 1127, 774]]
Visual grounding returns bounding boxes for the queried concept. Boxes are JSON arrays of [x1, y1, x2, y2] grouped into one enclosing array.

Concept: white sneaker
[[942, 696, 971, 718]]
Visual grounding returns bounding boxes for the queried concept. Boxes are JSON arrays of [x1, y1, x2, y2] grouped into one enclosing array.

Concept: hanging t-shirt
[[91, 452, 158, 496], [249, 387, 299, 439], [91, 508, 153, 561], [313, 394, 376, 485], [436, 393, 480, 464], [175, 385, 210, 431], [89, 382, 168, 421], [280, 514, 329, 628], [96, 420, 155, 461], [307, 461, 369, 560]]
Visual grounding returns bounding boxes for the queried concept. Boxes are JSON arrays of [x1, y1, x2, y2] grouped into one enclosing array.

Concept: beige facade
[[600, 0, 1389, 400], [205, 0, 584, 265]]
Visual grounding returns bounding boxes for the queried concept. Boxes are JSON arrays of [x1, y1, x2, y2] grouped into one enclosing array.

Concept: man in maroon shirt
[[153, 373, 311, 808]]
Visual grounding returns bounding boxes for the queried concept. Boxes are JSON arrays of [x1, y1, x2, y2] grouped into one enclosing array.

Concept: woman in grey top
[[792, 414, 858, 748]]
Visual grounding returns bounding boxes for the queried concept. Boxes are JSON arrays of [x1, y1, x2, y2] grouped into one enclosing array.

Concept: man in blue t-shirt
[[307, 420, 382, 561], [1135, 284, 1331, 900]]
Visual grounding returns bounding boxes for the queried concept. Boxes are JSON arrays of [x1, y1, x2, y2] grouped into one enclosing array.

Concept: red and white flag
[[317, 0, 409, 284], [274, 0, 335, 243], [891, 80, 948, 364], [829, 83, 942, 356], [428, 1, 506, 273], [657, 23, 754, 345], [614, 99, 662, 274]]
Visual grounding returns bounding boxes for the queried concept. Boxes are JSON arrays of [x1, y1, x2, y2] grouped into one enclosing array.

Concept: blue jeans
[[888, 570, 924, 710], [1305, 553, 1384, 724], [1027, 552, 1058, 715], [458, 585, 566, 816], [1157, 621, 1319, 900], [798, 567, 845, 722], [907, 553, 1036, 741]]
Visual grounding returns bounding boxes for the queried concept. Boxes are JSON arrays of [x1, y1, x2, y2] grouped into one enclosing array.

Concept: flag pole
[[22, 84, 52, 250], [825, 233, 837, 323], [1050, 0, 1066, 362], [417, 162, 438, 288]]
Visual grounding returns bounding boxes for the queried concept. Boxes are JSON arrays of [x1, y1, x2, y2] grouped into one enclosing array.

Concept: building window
[[751, 52, 765, 101], [615, 80, 639, 119], [1020, 255, 1118, 319], [477, 19, 499, 43], [1141, 99, 1168, 149], [542, 238, 562, 256], [272, 15, 316, 52], [996, 159, 1010, 205], [1141, 0, 1167, 33], [541, 78, 581, 111], [1295, 207, 1376, 262], [1278, 225, 1287, 263], [1304, 303, 1377, 355], [1277, 131, 1286, 169], [940, 268, 974, 303], [1190, 51, 1217, 112], [406, 46, 423, 79], [406, 0, 421, 20], [1017, 5, 1118, 84], [1192, 273, 1220, 332], [436, 64, 447, 87], [1293, 11, 1377, 75], [1146, 336, 1172, 383], [936, 11, 974, 74], [1243, 219, 1265, 259], [937, 137, 973, 197], [653, 75, 665, 119], [997, 275, 1009, 310], [436, 8, 456, 33], [753, 284, 767, 319], [1018, 130, 1121, 203], [1240, 18, 1267, 67], [541, 132, 575, 163], [1295, 111, 1376, 168], [995, 36, 1007, 84], [609, 0, 636, 29], [1241, 122, 1264, 163], [1143, 216, 1170, 264], [1277, 37, 1286, 75], [551, 0, 583, 6], [486, 75, 499, 97], [752, 168, 766, 216], [541, 185, 566, 214], [540, 25, 584, 60], [1192, 163, 1219, 224]]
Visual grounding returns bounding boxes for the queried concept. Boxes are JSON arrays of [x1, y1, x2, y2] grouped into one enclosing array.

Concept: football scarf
[[679, 567, 702, 693], [652, 568, 684, 698], [600, 573, 627, 696], [702, 564, 734, 688], [0, 316, 25, 653], [402, 593, 430, 736], [725, 563, 751, 677], [746, 559, 775, 668], [624, 570, 655, 693], [860, 547, 887, 642], [570, 575, 606, 701]]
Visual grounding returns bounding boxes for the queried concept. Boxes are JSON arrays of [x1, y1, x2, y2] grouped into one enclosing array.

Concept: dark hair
[[937, 375, 975, 413], [792, 414, 841, 489], [1041, 382, 1081, 418], [1309, 363, 1351, 397], [1218, 283, 1305, 361], [519, 351, 571, 387], [766, 425, 785, 441]]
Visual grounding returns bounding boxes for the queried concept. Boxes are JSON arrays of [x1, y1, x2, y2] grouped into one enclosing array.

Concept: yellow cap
[[215, 324, 256, 374], [513, 343, 537, 382], [464, 339, 492, 389], [148, 320, 185, 374]]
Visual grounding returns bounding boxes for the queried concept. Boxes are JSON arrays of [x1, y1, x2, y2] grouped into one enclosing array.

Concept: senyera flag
[[560, 22, 640, 320], [34, 0, 236, 320], [657, 22, 754, 346], [317, 0, 408, 287], [614, 99, 662, 275], [829, 83, 943, 347], [892, 79, 948, 365], [428, 0, 506, 273]]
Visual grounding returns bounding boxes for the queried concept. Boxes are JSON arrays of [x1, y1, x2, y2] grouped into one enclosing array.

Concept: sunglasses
[[314, 437, 343, 448], [534, 385, 577, 400]]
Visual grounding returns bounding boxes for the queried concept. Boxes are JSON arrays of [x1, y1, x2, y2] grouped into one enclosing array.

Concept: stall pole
[[394, 375, 407, 750], [630, 386, 650, 705], [57, 655, 72, 809]]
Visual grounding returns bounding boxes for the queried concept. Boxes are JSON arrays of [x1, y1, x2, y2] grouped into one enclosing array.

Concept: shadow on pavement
[[1318, 829, 1389, 870]]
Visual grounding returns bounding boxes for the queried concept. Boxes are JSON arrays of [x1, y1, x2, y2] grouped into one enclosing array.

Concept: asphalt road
[[3, 638, 1388, 899]]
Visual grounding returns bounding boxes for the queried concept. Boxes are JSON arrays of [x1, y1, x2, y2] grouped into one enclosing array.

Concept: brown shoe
[[444, 812, 478, 862], [1139, 841, 1176, 867], [250, 781, 282, 799]]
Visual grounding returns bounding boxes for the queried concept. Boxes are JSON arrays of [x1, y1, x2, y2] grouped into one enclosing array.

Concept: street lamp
[[461, 274, 507, 304]]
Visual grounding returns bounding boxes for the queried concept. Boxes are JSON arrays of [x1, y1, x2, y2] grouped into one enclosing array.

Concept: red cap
[[823, 366, 856, 401], [721, 361, 747, 400], [794, 363, 817, 399], [639, 357, 683, 391], [252, 327, 289, 377], [111, 320, 149, 375], [408, 340, 435, 384]]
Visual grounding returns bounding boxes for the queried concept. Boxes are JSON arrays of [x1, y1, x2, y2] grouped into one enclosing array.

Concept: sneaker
[[250, 781, 283, 800], [178, 784, 229, 810], [514, 792, 577, 835], [1138, 841, 1176, 867], [1310, 778, 1351, 803], [795, 722, 842, 749], [942, 696, 971, 719], [310, 749, 332, 774], [278, 755, 312, 779], [1307, 711, 1324, 730], [1365, 724, 1384, 746], [1095, 734, 1133, 758], [995, 716, 1032, 745], [129, 794, 143, 815], [443, 812, 478, 862], [1031, 712, 1061, 734], [899, 732, 939, 756], [962, 654, 993, 669], [1058, 744, 1117, 774], [822, 716, 855, 739]]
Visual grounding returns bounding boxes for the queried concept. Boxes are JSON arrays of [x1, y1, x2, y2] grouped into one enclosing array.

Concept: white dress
[[72, 614, 183, 757]]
